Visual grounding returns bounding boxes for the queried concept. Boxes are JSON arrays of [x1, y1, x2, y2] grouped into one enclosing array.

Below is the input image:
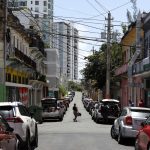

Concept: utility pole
[[0, 0, 7, 101], [105, 12, 112, 98]]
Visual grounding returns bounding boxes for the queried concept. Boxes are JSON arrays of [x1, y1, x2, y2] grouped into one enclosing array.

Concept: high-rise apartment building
[[53, 22, 78, 81], [8, 0, 53, 48]]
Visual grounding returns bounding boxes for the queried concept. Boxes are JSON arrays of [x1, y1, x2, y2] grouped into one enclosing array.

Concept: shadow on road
[[113, 138, 135, 147]]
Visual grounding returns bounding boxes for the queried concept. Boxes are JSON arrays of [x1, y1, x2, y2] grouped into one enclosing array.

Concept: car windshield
[[0, 106, 14, 118], [131, 109, 150, 118], [103, 101, 119, 107]]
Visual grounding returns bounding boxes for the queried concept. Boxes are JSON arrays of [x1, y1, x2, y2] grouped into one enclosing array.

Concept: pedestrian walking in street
[[73, 103, 78, 122], [138, 99, 144, 107]]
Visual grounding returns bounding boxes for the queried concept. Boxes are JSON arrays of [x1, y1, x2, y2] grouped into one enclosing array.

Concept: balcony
[[132, 61, 144, 75], [115, 64, 128, 76], [143, 57, 150, 71], [9, 47, 36, 69], [29, 35, 46, 57]]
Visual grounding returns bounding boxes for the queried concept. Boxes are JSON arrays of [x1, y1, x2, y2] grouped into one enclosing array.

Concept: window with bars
[[35, 1, 39, 5]]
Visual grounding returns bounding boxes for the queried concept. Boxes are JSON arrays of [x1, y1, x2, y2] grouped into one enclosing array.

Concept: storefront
[[5, 82, 32, 105]]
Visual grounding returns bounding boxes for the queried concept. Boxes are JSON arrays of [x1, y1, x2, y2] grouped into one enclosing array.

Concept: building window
[[31, 7, 33, 11], [17, 39, 19, 49], [13, 75, 17, 83], [35, 14, 39, 18], [35, 1, 39, 5], [43, 7, 47, 12], [43, 14, 47, 18], [20, 1, 27, 6], [6, 73, 11, 82], [18, 76, 21, 83], [35, 7, 39, 12], [43, 1, 47, 6], [31, 1, 32, 4], [20, 42, 22, 51], [48, 4, 50, 9], [13, 36, 15, 47]]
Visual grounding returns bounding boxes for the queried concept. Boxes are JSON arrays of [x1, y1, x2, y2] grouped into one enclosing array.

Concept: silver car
[[41, 98, 64, 121], [111, 107, 150, 144]]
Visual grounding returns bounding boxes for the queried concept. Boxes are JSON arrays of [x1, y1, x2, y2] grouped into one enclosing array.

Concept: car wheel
[[95, 117, 99, 123], [59, 116, 63, 121], [118, 129, 124, 144], [110, 125, 117, 139], [26, 131, 31, 150], [32, 126, 38, 148]]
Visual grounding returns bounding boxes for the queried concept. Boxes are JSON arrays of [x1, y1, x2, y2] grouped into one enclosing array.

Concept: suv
[[41, 98, 64, 121], [0, 102, 38, 150], [95, 99, 120, 123]]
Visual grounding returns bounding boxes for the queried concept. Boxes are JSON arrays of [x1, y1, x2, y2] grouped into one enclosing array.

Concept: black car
[[94, 99, 120, 123]]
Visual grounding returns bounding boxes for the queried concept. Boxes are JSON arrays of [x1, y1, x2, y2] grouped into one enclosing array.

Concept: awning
[[5, 82, 32, 89]]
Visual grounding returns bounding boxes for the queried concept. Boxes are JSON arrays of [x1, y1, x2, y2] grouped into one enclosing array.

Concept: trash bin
[[29, 106, 43, 124]]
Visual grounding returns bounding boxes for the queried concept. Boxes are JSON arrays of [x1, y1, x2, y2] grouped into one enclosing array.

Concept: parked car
[[135, 116, 150, 150], [95, 99, 120, 123], [41, 98, 64, 121], [83, 98, 93, 109], [0, 102, 38, 150], [86, 101, 98, 115], [111, 107, 150, 144], [57, 100, 67, 114], [91, 102, 101, 121], [0, 115, 20, 150]]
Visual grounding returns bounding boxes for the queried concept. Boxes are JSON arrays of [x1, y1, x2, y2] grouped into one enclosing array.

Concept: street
[[36, 92, 134, 150]]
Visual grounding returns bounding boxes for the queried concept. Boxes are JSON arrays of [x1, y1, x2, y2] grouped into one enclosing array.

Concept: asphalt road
[[36, 92, 134, 150]]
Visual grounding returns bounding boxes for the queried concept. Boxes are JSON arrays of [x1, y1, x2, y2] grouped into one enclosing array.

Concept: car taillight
[[6, 117, 24, 123], [124, 116, 132, 125]]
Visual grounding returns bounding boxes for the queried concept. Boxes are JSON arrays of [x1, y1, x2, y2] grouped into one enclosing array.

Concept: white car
[[0, 102, 38, 150]]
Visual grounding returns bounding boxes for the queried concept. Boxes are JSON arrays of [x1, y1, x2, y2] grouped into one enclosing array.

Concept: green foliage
[[81, 43, 122, 90], [68, 81, 83, 92], [59, 85, 67, 97]]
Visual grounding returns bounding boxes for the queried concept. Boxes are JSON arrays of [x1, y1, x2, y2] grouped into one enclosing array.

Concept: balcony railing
[[132, 61, 144, 75], [13, 47, 36, 69], [143, 57, 150, 71], [132, 57, 150, 75], [115, 64, 128, 76]]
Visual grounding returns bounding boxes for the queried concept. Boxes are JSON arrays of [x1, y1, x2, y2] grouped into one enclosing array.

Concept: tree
[[81, 43, 122, 91], [68, 81, 83, 92]]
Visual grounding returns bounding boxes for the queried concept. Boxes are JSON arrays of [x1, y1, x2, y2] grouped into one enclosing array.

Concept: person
[[73, 103, 78, 122], [128, 100, 134, 107], [138, 99, 144, 107]]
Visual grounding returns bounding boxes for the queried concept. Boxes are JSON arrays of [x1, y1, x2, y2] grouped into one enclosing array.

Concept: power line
[[94, 0, 109, 13], [86, 0, 106, 17]]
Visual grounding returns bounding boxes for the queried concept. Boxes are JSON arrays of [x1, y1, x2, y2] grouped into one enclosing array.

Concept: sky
[[54, 0, 150, 79]]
